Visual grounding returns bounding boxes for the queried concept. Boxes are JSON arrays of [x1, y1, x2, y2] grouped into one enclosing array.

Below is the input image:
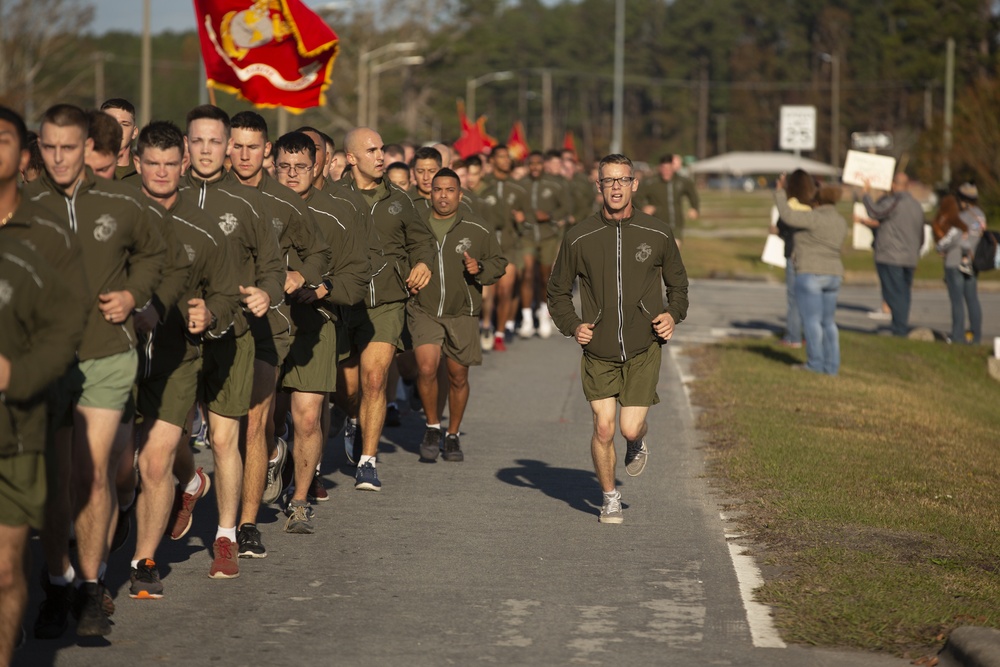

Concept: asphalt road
[[18, 278, 993, 666]]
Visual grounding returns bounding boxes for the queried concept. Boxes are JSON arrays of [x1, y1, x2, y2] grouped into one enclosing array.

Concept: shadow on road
[[496, 459, 623, 519]]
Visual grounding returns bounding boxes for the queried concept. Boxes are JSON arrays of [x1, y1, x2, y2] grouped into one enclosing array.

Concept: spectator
[[937, 183, 985, 344]]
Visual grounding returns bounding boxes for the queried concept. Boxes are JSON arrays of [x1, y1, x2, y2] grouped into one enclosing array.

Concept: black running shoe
[[442, 433, 464, 462], [385, 404, 401, 427], [33, 578, 72, 639], [129, 559, 164, 599], [419, 426, 442, 462], [237, 523, 267, 559], [74, 582, 111, 637]]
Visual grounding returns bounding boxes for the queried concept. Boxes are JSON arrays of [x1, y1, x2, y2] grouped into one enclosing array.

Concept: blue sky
[[85, 1, 337, 35]]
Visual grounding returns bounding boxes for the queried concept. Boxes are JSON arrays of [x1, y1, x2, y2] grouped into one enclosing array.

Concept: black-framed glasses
[[276, 163, 313, 174], [599, 176, 635, 188]]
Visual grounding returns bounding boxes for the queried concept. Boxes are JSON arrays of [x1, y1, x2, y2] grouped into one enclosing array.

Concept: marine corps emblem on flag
[[194, 0, 339, 112]]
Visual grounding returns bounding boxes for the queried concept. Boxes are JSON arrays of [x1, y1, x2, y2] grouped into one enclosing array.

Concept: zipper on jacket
[[198, 182, 207, 209], [143, 330, 154, 379], [616, 226, 626, 361], [435, 236, 447, 318]]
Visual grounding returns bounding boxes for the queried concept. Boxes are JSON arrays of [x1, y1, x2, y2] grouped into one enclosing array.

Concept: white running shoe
[[517, 318, 536, 338]]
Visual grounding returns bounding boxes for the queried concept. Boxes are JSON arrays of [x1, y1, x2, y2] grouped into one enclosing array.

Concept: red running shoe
[[208, 537, 239, 579], [167, 468, 210, 541]]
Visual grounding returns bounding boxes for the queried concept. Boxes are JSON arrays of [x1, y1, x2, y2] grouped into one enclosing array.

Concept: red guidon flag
[[453, 100, 497, 159], [507, 122, 529, 162], [194, 0, 339, 112]]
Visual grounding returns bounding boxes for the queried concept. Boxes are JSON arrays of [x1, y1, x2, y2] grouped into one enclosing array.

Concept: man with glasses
[[547, 154, 688, 524]]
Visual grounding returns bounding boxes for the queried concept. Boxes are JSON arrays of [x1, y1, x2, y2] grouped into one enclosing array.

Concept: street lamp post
[[821, 52, 840, 166], [369, 55, 424, 133], [358, 42, 418, 127], [466, 71, 514, 121], [611, 0, 625, 154]]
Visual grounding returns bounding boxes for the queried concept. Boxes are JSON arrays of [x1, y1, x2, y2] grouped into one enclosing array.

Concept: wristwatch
[[476, 260, 483, 274], [322, 278, 333, 292]]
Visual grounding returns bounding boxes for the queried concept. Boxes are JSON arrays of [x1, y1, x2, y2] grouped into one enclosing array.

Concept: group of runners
[[0, 97, 689, 658]]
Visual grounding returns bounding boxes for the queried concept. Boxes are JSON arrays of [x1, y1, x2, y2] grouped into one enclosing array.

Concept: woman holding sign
[[774, 173, 848, 375]]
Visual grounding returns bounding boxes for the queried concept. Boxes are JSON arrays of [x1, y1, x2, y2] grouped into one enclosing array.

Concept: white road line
[[668, 344, 786, 649]]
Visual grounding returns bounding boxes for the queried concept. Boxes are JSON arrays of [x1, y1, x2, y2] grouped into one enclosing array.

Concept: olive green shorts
[[281, 321, 338, 393], [136, 357, 201, 428], [201, 332, 255, 418], [407, 307, 482, 367], [251, 321, 291, 368], [0, 452, 46, 528], [581, 342, 662, 406], [65, 349, 138, 412], [521, 234, 562, 267], [337, 301, 406, 359]]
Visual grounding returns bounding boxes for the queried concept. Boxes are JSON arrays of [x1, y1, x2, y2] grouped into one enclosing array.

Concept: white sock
[[603, 489, 619, 500], [315, 463, 322, 473], [505, 320, 515, 332], [184, 471, 202, 495], [359, 455, 376, 466], [216, 526, 237, 543], [538, 303, 549, 317], [50, 564, 75, 587], [348, 417, 358, 425], [521, 307, 533, 322], [426, 423, 441, 430], [131, 559, 140, 569]]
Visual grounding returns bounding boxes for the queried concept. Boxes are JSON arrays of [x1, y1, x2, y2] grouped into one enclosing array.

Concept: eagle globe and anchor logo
[[635, 243, 652, 263]]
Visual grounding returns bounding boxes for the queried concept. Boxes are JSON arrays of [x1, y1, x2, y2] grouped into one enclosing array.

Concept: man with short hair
[[480, 144, 528, 350], [85, 110, 123, 180], [411, 169, 506, 462], [129, 120, 240, 597], [274, 131, 369, 525], [336, 127, 434, 484], [228, 111, 329, 558], [859, 173, 926, 337], [517, 150, 569, 339], [25, 103, 166, 633], [0, 105, 83, 663], [175, 105, 284, 579], [100, 98, 138, 181], [548, 154, 688, 524], [637, 154, 699, 246]]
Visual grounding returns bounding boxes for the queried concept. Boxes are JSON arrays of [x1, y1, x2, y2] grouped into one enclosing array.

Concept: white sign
[[852, 202, 875, 250], [851, 132, 893, 150], [842, 150, 897, 190], [779, 106, 816, 151], [761, 234, 786, 268]]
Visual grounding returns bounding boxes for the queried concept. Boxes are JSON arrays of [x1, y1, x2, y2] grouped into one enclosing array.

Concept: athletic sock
[[521, 307, 533, 322], [184, 471, 202, 495], [359, 455, 376, 466], [131, 559, 140, 569], [426, 423, 441, 430], [538, 303, 549, 317], [50, 565, 75, 587], [216, 526, 237, 543], [603, 489, 619, 500]]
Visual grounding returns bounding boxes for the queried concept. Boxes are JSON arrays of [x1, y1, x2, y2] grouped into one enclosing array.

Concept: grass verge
[[689, 331, 1000, 658]]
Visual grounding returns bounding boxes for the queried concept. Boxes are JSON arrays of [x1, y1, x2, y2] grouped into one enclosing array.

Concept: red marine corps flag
[[193, 0, 339, 112]]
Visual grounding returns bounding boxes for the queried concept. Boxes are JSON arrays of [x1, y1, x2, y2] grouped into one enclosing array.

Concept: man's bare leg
[[206, 412, 242, 533], [0, 524, 29, 664], [589, 398, 618, 493], [618, 406, 650, 446], [414, 344, 442, 424], [133, 420, 183, 562], [72, 405, 123, 581], [288, 392, 325, 504], [240, 360, 278, 527], [359, 342, 395, 459], [444, 358, 470, 435]]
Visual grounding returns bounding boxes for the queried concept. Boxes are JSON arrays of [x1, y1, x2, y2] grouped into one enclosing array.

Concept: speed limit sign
[[779, 106, 816, 151]]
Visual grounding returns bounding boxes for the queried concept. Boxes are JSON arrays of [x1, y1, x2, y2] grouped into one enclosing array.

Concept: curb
[[939, 627, 1000, 667]]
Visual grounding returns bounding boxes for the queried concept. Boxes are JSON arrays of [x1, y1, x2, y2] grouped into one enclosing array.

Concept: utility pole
[[140, 0, 151, 127], [830, 53, 840, 167], [697, 61, 708, 159], [541, 68, 553, 150], [610, 0, 624, 154], [943, 37, 954, 186]]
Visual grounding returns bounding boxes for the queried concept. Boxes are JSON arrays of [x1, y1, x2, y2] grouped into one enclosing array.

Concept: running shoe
[[237, 523, 267, 559], [493, 334, 507, 352], [480, 326, 495, 351], [624, 439, 648, 477], [355, 461, 382, 491], [129, 558, 164, 599], [442, 433, 464, 462], [284, 501, 314, 534], [517, 318, 536, 338], [33, 578, 72, 639], [262, 437, 288, 505], [537, 312, 553, 339], [168, 467, 211, 540], [419, 426, 442, 462], [74, 582, 111, 636], [308, 471, 329, 502], [209, 537, 239, 579], [599, 491, 624, 524]]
